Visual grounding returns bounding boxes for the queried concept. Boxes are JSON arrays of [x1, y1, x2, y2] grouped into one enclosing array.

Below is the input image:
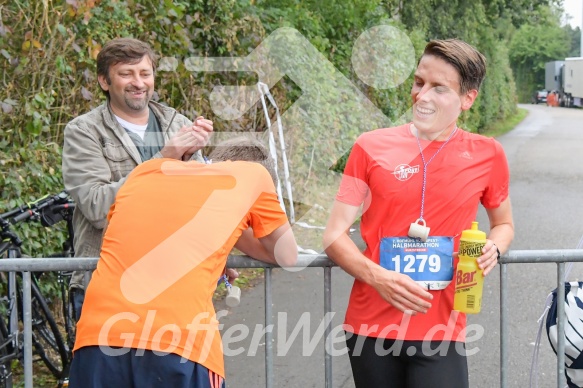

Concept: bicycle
[[0, 191, 76, 387]]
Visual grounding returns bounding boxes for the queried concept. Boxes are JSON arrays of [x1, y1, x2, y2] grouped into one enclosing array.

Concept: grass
[[479, 107, 529, 138], [213, 268, 265, 299], [11, 360, 60, 387]]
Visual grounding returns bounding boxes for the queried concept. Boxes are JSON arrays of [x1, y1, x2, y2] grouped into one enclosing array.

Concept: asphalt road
[[217, 103, 583, 387], [471, 103, 583, 388]]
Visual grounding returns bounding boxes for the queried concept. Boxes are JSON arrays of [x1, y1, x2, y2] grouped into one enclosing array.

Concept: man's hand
[[225, 268, 239, 284], [160, 116, 213, 160], [324, 200, 431, 315], [182, 116, 213, 160], [477, 239, 500, 276], [372, 269, 433, 315]]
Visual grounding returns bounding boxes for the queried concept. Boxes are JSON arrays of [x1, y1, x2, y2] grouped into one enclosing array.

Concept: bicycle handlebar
[[40, 200, 75, 228], [0, 205, 30, 220], [49, 203, 75, 212], [12, 210, 34, 224], [0, 191, 73, 253], [0, 191, 71, 226]]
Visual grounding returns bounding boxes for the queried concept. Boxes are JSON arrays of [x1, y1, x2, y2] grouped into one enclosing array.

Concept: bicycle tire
[[0, 318, 13, 388], [46, 252, 76, 356], [26, 280, 69, 379], [60, 271, 76, 359]]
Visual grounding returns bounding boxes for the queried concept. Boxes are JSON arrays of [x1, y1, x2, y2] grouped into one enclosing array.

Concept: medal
[[408, 124, 457, 242]]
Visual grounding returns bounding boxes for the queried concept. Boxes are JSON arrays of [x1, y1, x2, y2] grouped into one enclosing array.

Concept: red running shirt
[[336, 124, 509, 342]]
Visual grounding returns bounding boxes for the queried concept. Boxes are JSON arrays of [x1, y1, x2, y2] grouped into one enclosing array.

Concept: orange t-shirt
[[74, 158, 288, 378]]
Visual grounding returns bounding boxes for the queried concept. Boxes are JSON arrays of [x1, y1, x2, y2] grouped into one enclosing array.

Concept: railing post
[[500, 262, 508, 388], [265, 267, 273, 388], [22, 271, 33, 388], [8, 271, 17, 350], [324, 266, 332, 388], [557, 263, 566, 388]]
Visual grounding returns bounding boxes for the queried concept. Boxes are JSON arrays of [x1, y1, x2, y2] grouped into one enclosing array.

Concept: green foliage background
[[509, 3, 581, 101], [0, 0, 578, 256]]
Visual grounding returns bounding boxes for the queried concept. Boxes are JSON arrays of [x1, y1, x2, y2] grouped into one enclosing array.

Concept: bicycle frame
[[0, 232, 25, 387], [0, 192, 75, 387], [48, 202, 77, 365], [0, 251, 17, 388]]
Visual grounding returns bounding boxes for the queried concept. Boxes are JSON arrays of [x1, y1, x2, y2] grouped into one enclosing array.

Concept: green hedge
[[0, 0, 535, 256]]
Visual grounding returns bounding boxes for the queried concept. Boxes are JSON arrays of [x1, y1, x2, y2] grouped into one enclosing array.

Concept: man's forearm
[[488, 222, 514, 254], [324, 232, 380, 287], [69, 179, 125, 229], [234, 228, 274, 263]]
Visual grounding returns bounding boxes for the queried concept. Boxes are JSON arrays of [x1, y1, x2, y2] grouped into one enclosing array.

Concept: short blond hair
[[209, 137, 276, 184], [422, 39, 487, 93]]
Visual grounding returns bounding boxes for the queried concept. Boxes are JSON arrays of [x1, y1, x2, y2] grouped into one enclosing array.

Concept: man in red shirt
[[69, 137, 297, 388], [323, 39, 514, 388]]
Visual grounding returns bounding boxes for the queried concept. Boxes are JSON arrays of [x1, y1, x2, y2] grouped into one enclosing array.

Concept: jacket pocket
[[101, 137, 136, 180]]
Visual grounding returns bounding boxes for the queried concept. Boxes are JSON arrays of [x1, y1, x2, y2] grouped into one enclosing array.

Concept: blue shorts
[[69, 346, 225, 388]]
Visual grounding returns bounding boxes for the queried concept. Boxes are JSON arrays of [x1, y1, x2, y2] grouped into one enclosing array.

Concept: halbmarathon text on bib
[[379, 236, 454, 290]]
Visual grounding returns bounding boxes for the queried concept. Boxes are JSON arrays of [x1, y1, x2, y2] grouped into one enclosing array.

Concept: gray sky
[[563, 0, 582, 29]]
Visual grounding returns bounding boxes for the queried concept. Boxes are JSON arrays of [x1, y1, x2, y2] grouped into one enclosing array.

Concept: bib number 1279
[[391, 254, 441, 274]]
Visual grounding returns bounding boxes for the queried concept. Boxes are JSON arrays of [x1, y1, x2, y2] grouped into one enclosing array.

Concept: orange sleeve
[[246, 166, 289, 238]]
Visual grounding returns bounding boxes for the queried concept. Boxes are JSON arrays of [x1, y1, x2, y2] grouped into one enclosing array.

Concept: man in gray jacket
[[62, 38, 213, 319]]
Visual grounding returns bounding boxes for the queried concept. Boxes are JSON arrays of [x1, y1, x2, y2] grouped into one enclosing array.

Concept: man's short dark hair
[[422, 39, 487, 93], [209, 137, 277, 184], [96, 38, 157, 97]]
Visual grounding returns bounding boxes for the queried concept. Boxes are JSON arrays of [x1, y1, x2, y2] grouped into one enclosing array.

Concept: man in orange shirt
[[546, 91, 555, 107], [69, 137, 297, 388]]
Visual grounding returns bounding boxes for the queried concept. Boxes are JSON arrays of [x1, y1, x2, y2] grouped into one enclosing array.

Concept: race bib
[[379, 236, 454, 290]]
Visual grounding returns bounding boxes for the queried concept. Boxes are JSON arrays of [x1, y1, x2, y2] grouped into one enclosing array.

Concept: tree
[[508, 5, 570, 100], [566, 25, 581, 57]]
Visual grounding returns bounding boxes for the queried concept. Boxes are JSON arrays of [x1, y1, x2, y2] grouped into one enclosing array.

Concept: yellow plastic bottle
[[454, 221, 486, 314]]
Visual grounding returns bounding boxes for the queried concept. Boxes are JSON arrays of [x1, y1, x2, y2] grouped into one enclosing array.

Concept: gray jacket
[[62, 101, 202, 288]]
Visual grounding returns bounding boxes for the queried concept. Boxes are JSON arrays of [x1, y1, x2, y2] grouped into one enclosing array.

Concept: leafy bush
[[0, 0, 265, 257], [1, 0, 552, 257]]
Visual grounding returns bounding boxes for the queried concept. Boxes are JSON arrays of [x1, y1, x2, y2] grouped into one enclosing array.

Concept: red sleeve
[[481, 140, 510, 208], [335, 137, 371, 206]]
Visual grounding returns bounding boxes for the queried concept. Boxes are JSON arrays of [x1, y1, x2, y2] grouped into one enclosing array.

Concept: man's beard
[[124, 88, 151, 111]]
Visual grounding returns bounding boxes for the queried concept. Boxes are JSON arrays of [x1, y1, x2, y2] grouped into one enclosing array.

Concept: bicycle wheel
[[45, 253, 77, 352], [26, 280, 69, 379], [0, 318, 13, 388], [60, 271, 76, 358]]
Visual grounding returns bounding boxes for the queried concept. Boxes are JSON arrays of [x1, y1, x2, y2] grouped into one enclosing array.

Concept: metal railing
[[0, 250, 581, 387], [499, 249, 583, 388]]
